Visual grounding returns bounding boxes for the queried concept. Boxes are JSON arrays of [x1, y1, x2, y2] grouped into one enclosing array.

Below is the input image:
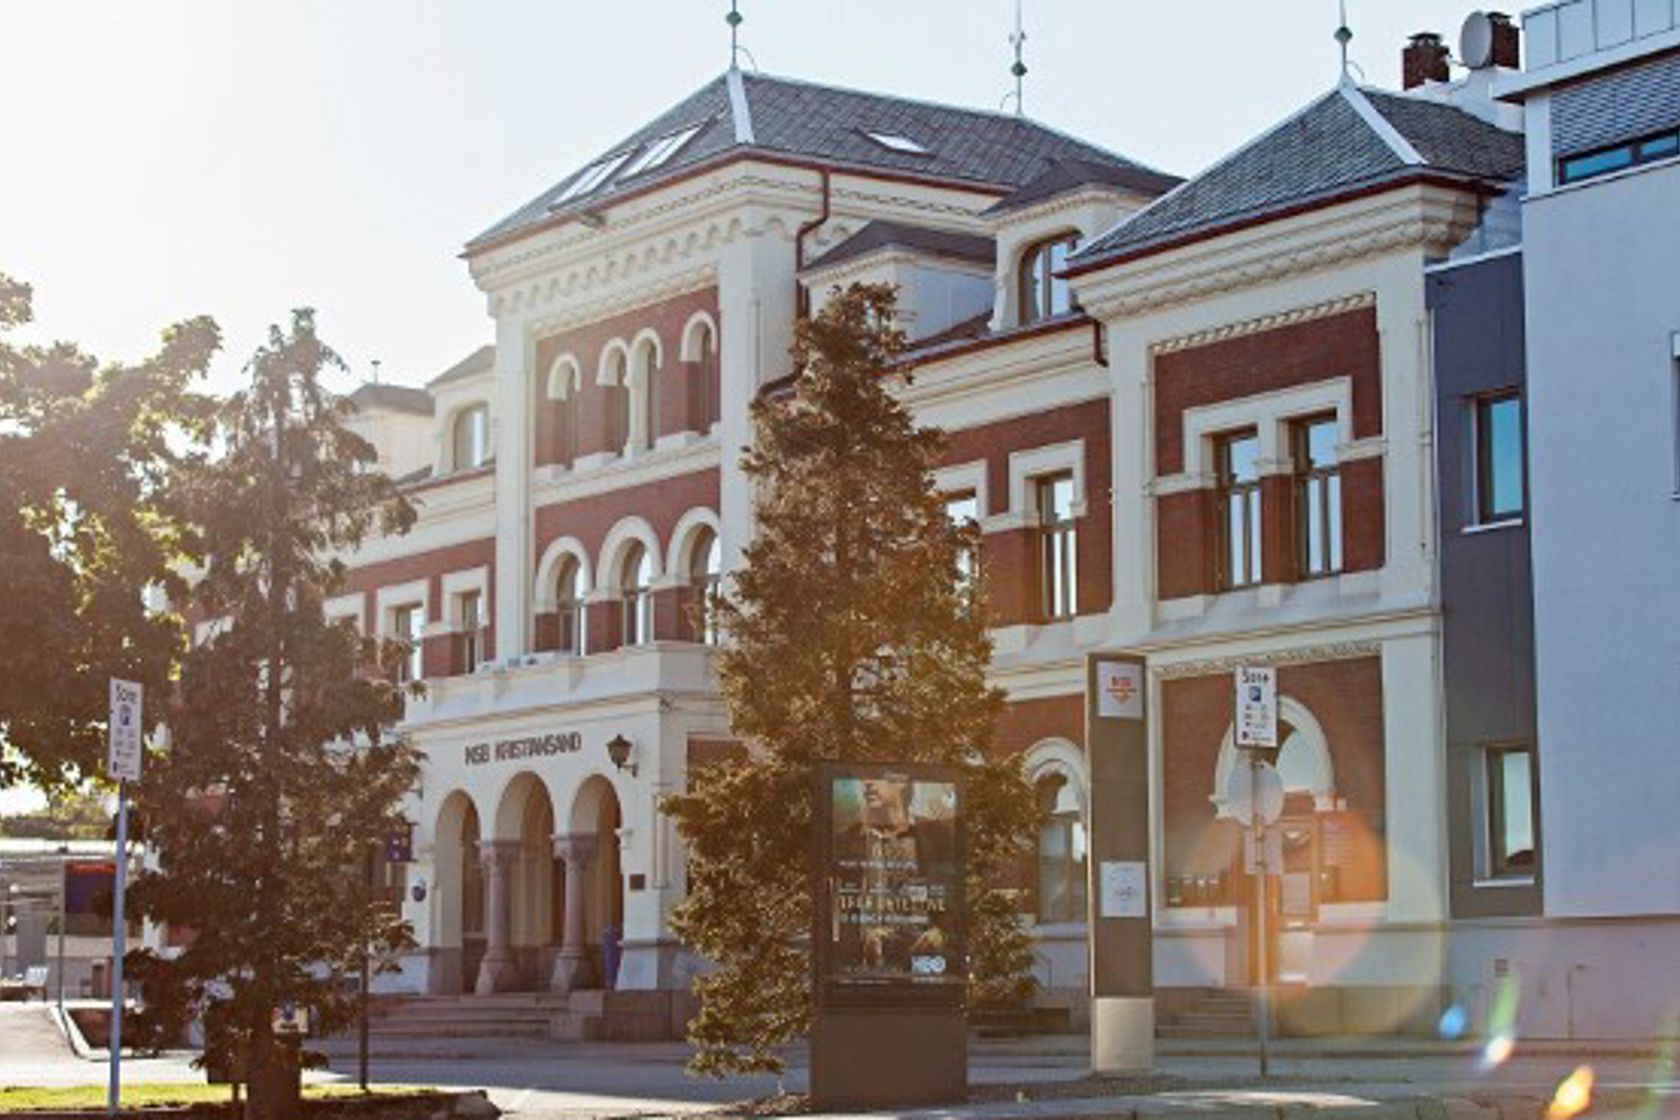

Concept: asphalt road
[[5, 1004, 1678, 1119]]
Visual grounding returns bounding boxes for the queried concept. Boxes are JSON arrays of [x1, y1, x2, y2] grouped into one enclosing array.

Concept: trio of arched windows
[[543, 520, 723, 656]]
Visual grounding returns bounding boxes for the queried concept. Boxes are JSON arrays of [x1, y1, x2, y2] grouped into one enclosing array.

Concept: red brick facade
[[343, 537, 498, 675], [532, 288, 720, 466], [944, 398, 1113, 626], [1160, 656, 1387, 906], [1153, 308, 1386, 597]]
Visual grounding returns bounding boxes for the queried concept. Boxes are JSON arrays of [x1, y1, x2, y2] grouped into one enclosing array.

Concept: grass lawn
[[0, 1084, 431, 1113]]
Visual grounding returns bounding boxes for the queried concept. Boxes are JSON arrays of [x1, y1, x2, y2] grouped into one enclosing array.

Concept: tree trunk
[[244, 1029, 301, 1120]]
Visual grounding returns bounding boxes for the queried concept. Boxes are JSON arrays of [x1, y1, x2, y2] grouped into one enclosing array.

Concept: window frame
[[554, 558, 585, 656], [620, 544, 654, 647], [391, 602, 425, 684], [1018, 232, 1081, 326], [456, 590, 485, 674], [688, 530, 723, 646], [1483, 743, 1538, 882], [1293, 413, 1344, 579], [1034, 774, 1088, 925], [1473, 391, 1525, 526], [451, 404, 489, 472], [1215, 429, 1263, 590], [1557, 126, 1680, 186], [1036, 472, 1078, 621]]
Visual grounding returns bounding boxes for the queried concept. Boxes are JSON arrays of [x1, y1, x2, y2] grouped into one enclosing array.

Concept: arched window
[[688, 528, 722, 645], [555, 556, 585, 655], [451, 405, 489, 471], [1036, 774, 1087, 924], [639, 340, 662, 452], [620, 543, 654, 646], [1018, 232, 1080, 325], [552, 366, 580, 469], [605, 350, 630, 455], [693, 322, 718, 431]]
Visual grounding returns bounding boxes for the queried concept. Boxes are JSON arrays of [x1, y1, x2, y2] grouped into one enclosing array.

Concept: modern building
[[329, 7, 1669, 1042], [1470, 0, 1680, 1039]]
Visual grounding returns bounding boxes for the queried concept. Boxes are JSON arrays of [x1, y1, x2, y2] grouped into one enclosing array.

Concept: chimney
[[1487, 12, 1521, 69], [1403, 32, 1451, 89]]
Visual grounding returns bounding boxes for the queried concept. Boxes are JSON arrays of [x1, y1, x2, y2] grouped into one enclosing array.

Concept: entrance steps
[[368, 990, 695, 1043], [1158, 989, 1258, 1038], [368, 993, 564, 1040]]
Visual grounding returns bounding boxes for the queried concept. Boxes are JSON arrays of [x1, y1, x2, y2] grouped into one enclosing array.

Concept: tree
[[663, 284, 1038, 1078], [126, 310, 419, 1119], [0, 786, 111, 841], [0, 272, 216, 792]]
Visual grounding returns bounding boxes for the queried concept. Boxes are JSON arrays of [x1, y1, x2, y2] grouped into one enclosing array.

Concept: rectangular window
[[391, 603, 424, 684], [1486, 745, 1536, 880], [1558, 127, 1680, 185], [1036, 474, 1077, 620], [1475, 393, 1525, 524], [1217, 431, 1263, 589], [1294, 415, 1343, 578], [457, 591, 484, 674], [944, 491, 980, 598]]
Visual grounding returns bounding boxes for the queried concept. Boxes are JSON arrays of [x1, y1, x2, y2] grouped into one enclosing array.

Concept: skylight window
[[550, 150, 633, 207], [621, 123, 704, 179], [864, 131, 931, 155]]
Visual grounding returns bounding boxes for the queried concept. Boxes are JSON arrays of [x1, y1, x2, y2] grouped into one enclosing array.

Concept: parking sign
[[1234, 665, 1277, 749], [108, 679, 144, 782]]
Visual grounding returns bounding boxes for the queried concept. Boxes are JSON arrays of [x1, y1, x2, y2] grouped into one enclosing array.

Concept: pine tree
[[664, 284, 1037, 1078], [126, 311, 419, 1119]]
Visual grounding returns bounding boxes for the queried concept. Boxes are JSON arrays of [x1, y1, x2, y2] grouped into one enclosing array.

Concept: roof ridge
[[1341, 84, 1424, 166], [726, 68, 755, 145]]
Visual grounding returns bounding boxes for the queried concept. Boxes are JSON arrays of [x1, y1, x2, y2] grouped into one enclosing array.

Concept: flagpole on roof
[[1008, 0, 1028, 117]]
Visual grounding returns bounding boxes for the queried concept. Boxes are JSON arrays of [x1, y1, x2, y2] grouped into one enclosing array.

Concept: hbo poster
[[815, 762, 967, 1006]]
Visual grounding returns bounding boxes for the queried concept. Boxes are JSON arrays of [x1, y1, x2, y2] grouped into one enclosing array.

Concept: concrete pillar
[[493, 314, 536, 661], [474, 841, 522, 995], [549, 833, 598, 993]]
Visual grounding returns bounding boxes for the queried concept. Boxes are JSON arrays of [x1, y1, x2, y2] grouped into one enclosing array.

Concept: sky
[[0, 0, 1503, 405], [0, 1, 1499, 816]]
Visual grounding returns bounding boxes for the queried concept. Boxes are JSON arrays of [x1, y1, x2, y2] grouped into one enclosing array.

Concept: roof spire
[[727, 1, 743, 71], [1006, 0, 1028, 117], [1335, 0, 1355, 85]]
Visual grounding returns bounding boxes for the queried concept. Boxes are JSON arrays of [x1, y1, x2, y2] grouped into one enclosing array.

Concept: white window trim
[[1175, 378, 1355, 484], [445, 401, 493, 473], [375, 579, 430, 637], [1468, 390, 1525, 528], [665, 507, 722, 577], [441, 567, 490, 634], [1000, 440, 1086, 530], [534, 537, 594, 613], [932, 461, 989, 525], [598, 516, 664, 592], [324, 593, 366, 633], [679, 311, 719, 362], [546, 353, 582, 401], [628, 329, 664, 455]]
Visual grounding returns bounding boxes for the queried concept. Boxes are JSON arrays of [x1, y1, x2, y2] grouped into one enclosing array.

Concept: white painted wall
[[1525, 159, 1680, 920]]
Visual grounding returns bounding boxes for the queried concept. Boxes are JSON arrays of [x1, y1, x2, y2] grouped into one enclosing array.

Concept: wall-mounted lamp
[[606, 733, 638, 778]]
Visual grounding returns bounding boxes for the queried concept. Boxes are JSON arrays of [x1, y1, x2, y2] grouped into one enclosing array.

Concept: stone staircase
[[1157, 988, 1258, 1037], [367, 989, 695, 1043]]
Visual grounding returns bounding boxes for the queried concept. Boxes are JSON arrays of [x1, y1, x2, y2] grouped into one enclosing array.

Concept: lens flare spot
[[1546, 1065, 1595, 1120], [1481, 1031, 1516, 1068], [1438, 1003, 1468, 1040]]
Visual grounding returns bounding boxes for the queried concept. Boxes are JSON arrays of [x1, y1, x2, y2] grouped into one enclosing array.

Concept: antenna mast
[[727, 1, 743, 71], [371, 358, 382, 386], [1008, 0, 1028, 116], [1335, 0, 1354, 84]]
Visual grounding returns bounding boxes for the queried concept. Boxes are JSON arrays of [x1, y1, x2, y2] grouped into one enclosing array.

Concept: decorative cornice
[[1153, 640, 1382, 680], [523, 267, 719, 338], [1151, 292, 1377, 355], [1077, 185, 1482, 322]]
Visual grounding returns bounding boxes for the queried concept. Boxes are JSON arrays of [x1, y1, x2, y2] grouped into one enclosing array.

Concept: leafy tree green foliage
[[0, 273, 216, 792], [664, 284, 1037, 1078], [127, 311, 419, 1119]]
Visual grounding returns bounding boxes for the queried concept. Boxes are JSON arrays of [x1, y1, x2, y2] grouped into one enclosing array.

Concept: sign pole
[[1251, 759, 1270, 1079], [107, 780, 129, 1116], [105, 678, 143, 1118]]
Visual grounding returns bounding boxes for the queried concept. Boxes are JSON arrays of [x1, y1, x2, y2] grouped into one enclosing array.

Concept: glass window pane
[[1490, 747, 1535, 877], [1224, 434, 1260, 483], [1326, 474, 1343, 571], [1306, 419, 1336, 469], [1479, 395, 1525, 520]]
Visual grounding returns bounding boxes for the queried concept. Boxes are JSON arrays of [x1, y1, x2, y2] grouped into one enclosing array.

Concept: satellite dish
[[1461, 11, 1495, 70]]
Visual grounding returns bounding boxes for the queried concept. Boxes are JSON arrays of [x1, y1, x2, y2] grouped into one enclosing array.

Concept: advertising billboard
[[814, 761, 966, 1008]]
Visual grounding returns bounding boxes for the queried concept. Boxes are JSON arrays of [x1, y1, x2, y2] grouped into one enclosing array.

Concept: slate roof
[[348, 383, 433, 416], [427, 344, 495, 389], [803, 221, 995, 273], [469, 71, 1172, 250], [1073, 84, 1526, 269], [984, 157, 1183, 216]]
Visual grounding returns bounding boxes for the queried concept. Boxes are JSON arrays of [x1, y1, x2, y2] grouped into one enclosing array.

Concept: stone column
[[473, 841, 522, 996], [549, 833, 598, 993]]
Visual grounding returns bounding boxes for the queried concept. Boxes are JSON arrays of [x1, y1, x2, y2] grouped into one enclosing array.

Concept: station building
[[333, 2, 1677, 1042]]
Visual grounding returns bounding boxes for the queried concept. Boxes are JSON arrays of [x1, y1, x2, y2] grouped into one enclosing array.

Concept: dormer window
[[863, 131, 930, 155], [451, 405, 489, 472], [1019, 233, 1080, 325], [621, 123, 704, 178], [550, 150, 633, 207]]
